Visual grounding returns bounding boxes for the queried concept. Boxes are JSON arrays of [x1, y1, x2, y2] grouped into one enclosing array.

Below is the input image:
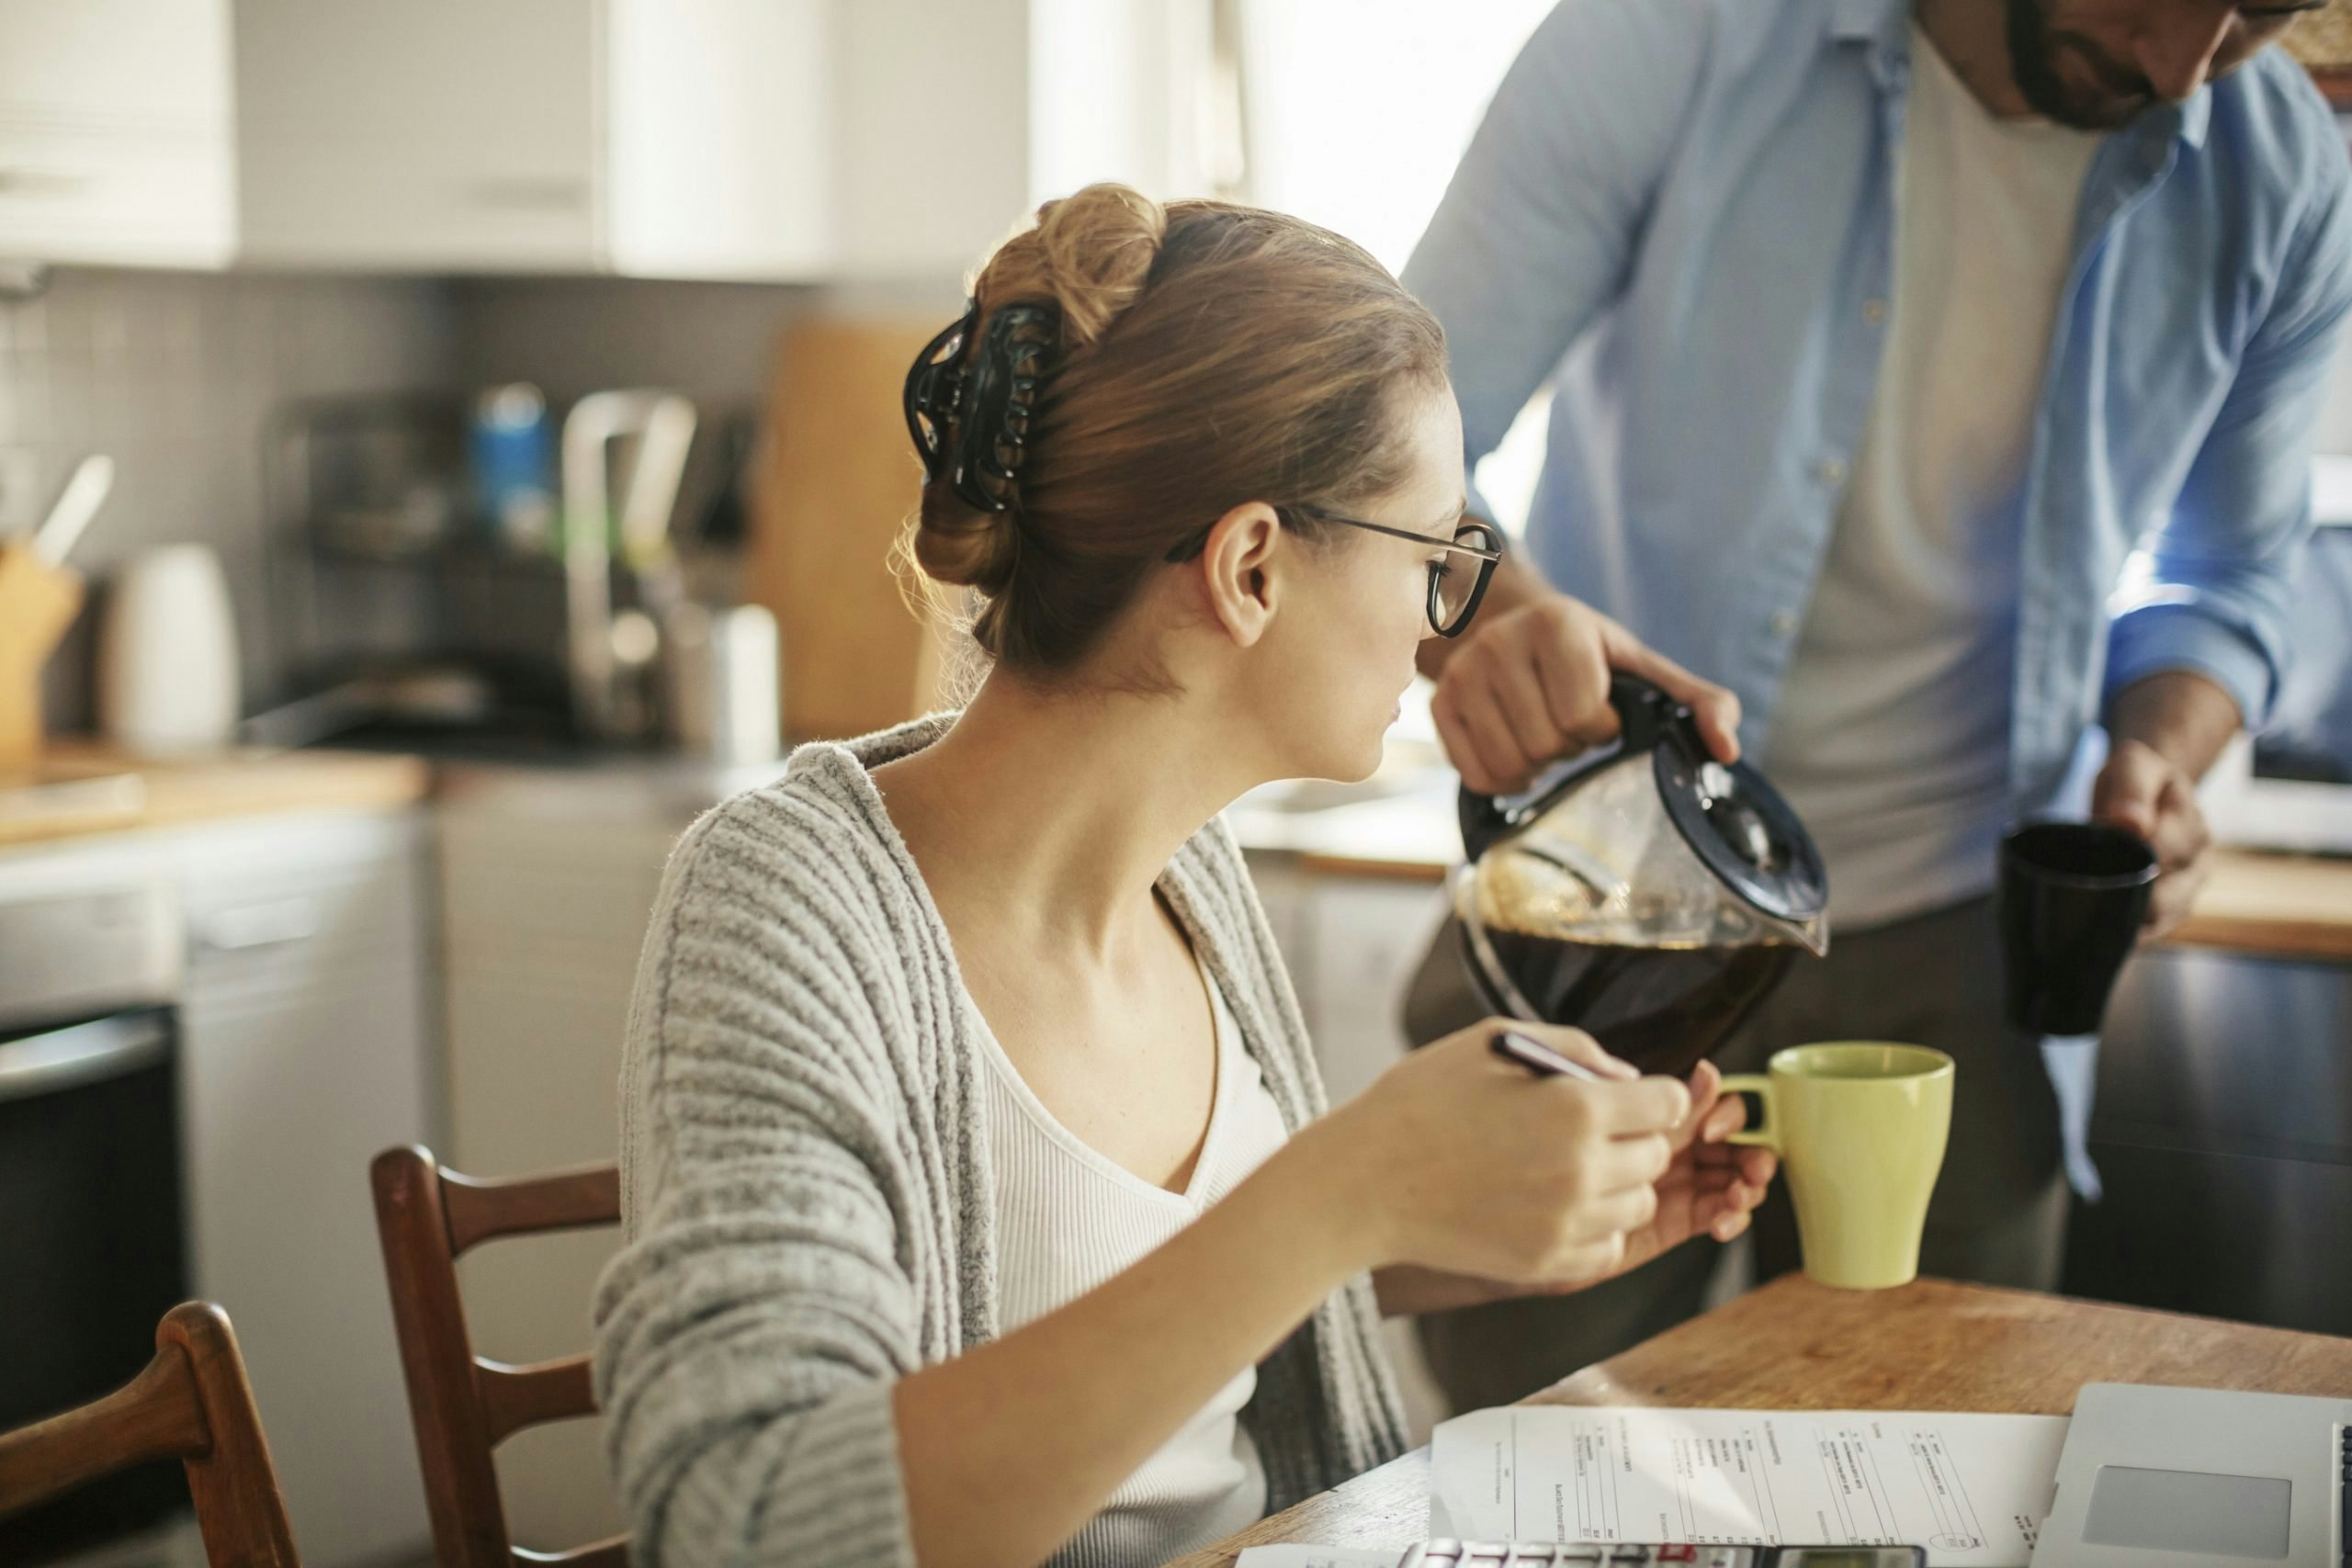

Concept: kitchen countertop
[[1229, 773, 2352, 963], [0, 741, 431, 849], [6, 737, 2344, 962]]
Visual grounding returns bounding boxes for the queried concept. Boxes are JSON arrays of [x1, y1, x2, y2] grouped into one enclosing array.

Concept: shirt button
[[1863, 298, 1888, 325], [1817, 456, 1849, 485], [1771, 610, 1801, 637]]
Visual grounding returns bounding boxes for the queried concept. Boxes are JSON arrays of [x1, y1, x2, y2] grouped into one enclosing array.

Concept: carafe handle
[[1455, 674, 1689, 861]]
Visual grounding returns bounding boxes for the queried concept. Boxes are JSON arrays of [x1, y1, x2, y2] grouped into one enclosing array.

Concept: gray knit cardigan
[[591, 715, 1409, 1567]]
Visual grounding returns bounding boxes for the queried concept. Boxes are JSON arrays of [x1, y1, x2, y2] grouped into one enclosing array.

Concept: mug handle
[[1716, 1073, 1779, 1152]]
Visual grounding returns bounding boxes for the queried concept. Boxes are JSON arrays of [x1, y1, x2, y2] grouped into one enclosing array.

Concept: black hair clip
[[900, 299, 1060, 514]]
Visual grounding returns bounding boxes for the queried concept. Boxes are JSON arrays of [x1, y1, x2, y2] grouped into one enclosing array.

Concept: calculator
[[1396, 1545, 1927, 1568]]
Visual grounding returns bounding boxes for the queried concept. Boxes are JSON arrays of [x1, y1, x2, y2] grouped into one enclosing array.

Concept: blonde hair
[[905, 183, 1448, 673]]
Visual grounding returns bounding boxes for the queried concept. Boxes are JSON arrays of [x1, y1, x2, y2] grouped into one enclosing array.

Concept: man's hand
[[2096, 671, 2241, 944], [2091, 739, 2212, 942], [1431, 587, 1744, 795]]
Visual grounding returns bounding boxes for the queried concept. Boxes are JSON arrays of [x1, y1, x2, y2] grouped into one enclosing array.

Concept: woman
[[592, 184, 1776, 1568]]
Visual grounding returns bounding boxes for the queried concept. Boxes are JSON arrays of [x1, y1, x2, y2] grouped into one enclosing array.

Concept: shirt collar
[[1835, 0, 2211, 151]]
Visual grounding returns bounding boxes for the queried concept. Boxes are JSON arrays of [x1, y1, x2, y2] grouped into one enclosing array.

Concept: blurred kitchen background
[[3, 4, 2351, 1566]]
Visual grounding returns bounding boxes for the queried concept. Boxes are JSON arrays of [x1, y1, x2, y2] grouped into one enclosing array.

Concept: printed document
[[1431, 1406, 2067, 1566]]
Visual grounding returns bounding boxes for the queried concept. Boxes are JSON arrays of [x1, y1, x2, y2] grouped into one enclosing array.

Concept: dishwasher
[[0, 849, 189, 1562]]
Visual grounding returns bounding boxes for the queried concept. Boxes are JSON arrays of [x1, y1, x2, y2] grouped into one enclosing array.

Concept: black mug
[[1997, 822, 2160, 1036]]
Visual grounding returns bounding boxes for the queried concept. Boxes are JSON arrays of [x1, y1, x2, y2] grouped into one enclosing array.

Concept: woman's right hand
[[1311, 1020, 1692, 1288]]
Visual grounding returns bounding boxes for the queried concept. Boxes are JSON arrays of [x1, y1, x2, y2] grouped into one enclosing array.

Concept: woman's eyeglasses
[[1164, 503, 1504, 637]]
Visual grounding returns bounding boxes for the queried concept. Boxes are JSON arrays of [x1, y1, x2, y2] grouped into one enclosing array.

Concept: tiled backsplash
[[3, 254, 2346, 738], [0, 270, 458, 728], [0, 268, 819, 731]]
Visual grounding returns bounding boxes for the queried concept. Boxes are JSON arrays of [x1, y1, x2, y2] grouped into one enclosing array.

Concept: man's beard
[[2004, 0, 2158, 130]]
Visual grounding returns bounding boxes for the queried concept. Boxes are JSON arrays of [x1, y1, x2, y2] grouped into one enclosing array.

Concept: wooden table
[[1174, 1276, 2352, 1566]]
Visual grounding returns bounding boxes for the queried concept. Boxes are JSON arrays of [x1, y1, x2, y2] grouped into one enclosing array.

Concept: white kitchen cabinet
[[1248, 855, 1450, 1110], [4, 0, 1219, 279], [0, 0, 235, 267], [175, 807, 437, 1568], [233, 0, 833, 278], [435, 790, 680, 1547]]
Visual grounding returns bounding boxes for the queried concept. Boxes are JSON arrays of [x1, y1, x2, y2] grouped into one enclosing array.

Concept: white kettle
[[99, 545, 241, 754]]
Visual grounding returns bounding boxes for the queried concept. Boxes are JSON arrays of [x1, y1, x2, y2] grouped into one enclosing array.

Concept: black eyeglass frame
[[1164, 502, 1505, 637]]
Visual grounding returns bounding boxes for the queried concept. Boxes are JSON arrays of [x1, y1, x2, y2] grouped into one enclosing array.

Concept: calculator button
[[1607, 1551, 1654, 1564], [1656, 1551, 1699, 1564], [1700, 1553, 1754, 1568], [1555, 1551, 1604, 1564]]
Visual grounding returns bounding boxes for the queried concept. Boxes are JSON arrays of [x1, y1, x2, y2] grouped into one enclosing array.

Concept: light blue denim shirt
[[1405, 0, 2352, 816]]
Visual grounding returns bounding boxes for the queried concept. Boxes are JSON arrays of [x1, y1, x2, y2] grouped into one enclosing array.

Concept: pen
[[1489, 1028, 1609, 1083]]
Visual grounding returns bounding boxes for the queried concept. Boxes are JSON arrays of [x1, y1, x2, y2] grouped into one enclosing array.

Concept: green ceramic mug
[[1719, 1043, 1955, 1291]]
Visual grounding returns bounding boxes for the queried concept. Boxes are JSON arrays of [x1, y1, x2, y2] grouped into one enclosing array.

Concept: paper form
[[1431, 1406, 2069, 1566], [1234, 1548, 1400, 1568]]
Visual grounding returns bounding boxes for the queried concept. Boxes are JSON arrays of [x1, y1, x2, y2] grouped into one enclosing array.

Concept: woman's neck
[[872, 671, 1268, 962]]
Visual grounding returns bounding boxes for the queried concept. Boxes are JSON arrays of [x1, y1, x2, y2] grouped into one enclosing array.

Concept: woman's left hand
[[1600, 1059, 1776, 1280]]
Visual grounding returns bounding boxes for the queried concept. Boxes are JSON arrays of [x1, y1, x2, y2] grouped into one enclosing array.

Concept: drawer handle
[[0, 1012, 167, 1103], [0, 167, 95, 197], [194, 897, 321, 953]]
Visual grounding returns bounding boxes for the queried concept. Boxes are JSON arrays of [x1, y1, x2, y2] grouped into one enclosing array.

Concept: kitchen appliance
[[0, 865, 188, 1562], [2033, 1382, 2351, 1568], [662, 602, 781, 764], [1452, 675, 1829, 1077], [2064, 941, 2352, 1339], [560, 389, 697, 744], [98, 545, 242, 755]]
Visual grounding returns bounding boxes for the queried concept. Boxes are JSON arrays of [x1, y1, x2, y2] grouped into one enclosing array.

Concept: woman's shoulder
[[669, 716, 954, 907], [641, 719, 962, 1011]]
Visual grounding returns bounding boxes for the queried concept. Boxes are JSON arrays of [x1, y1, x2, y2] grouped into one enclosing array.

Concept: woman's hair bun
[[990, 184, 1169, 347]]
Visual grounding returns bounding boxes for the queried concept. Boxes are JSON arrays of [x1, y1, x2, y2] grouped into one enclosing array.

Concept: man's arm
[[1404, 0, 1714, 493], [2095, 144, 2352, 940], [1402, 2, 1745, 789], [2093, 671, 2239, 939]]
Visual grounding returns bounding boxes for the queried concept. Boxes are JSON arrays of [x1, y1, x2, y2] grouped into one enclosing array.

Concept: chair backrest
[[369, 1145, 627, 1568], [0, 1301, 300, 1568]]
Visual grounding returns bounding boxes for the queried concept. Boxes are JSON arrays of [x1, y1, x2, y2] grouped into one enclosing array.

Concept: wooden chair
[[0, 1301, 300, 1568], [370, 1145, 628, 1568]]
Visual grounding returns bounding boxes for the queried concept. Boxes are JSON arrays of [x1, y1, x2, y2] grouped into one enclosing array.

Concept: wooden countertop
[[1176, 1275, 2352, 1565], [0, 742, 430, 849], [1230, 783, 2352, 963]]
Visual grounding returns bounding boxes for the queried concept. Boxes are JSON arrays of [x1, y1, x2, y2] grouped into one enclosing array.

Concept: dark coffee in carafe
[[1469, 931, 1797, 1077]]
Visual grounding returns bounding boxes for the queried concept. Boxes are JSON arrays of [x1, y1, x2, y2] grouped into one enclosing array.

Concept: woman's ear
[[1193, 502, 1283, 648]]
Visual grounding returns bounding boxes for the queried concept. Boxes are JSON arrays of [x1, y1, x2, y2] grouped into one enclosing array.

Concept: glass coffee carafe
[[1453, 676, 1830, 1077]]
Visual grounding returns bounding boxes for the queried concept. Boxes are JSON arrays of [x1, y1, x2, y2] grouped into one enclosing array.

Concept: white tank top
[[974, 970, 1293, 1568]]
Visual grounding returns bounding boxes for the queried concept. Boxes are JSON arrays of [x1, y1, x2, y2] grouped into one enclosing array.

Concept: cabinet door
[[436, 803, 678, 1546], [605, 0, 834, 280], [232, 0, 597, 271], [0, 0, 233, 266], [177, 809, 436, 1568], [1297, 874, 1451, 1110]]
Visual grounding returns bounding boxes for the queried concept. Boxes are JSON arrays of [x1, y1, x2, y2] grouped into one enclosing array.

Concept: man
[[1399, 0, 2352, 1411]]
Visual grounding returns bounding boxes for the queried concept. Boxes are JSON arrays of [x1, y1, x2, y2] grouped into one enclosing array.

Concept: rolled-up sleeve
[[2106, 160, 2352, 728], [1403, 0, 1713, 513]]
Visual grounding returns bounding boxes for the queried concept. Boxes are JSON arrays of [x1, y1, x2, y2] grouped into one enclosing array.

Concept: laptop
[[2034, 1383, 2351, 1566]]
